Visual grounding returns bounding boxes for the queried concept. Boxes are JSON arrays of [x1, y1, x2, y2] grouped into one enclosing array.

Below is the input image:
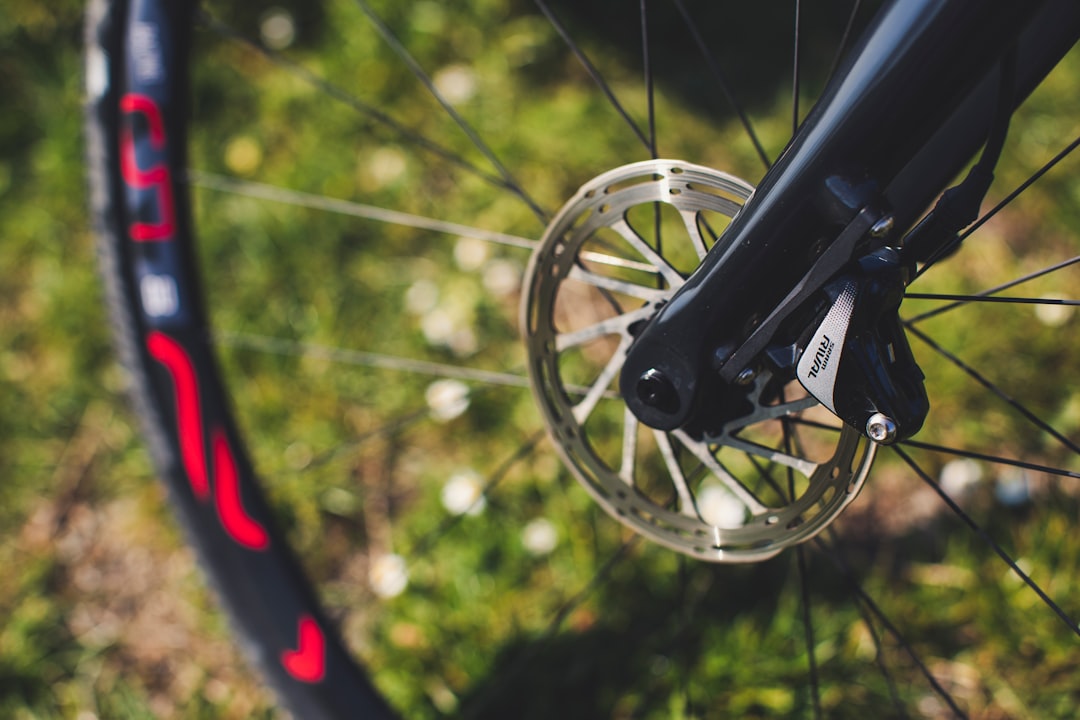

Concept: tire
[[85, 0, 394, 717], [86, 0, 1080, 718]]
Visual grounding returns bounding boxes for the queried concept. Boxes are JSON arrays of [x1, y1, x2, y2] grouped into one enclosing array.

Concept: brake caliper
[[796, 248, 928, 443]]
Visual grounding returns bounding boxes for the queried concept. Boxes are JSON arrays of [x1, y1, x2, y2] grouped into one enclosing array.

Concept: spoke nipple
[[636, 369, 680, 414], [865, 412, 898, 444], [870, 215, 895, 239]]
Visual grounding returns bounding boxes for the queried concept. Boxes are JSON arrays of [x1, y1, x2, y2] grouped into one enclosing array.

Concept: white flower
[[442, 471, 486, 516], [405, 279, 439, 315], [260, 9, 296, 50], [454, 237, 490, 271], [522, 518, 558, 556], [369, 554, 409, 598], [1034, 294, 1073, 327], [425, 379, 470, 422], [939, 458, 982, 498], [364, 147, 407, 188], [283, 441, 313, 470], [421, 308, 478, 356], [697, 484, 746, 529], [433, 64, 478, 105], [482, 259, 521, 296]]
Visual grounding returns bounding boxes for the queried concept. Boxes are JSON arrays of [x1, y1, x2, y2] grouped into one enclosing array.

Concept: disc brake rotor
[[522, 159, 877, 562]]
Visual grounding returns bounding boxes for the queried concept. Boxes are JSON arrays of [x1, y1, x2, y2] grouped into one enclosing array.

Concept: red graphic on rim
[[147, 331, 209, 499], [211, 429, 270, 550], [147, 331, 269, 551], [281, 614, 327, 683], [120, 93, 176, 242]]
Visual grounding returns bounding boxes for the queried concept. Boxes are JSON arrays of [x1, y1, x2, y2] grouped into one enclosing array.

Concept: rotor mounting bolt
[[734, 367, 757, 385], [870, 215, 895, 239], [865, 412, 898, 444], [636, 369, 680, 414]]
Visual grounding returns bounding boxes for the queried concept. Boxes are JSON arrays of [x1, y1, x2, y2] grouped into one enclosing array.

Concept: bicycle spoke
[[609, 217, 685, 288], [353, 0, 548, 222], [715, 390, 820, 477], [813, 534, 970, 719], [198, 10, 519, 197], [460, 535, 642, 718], [893, 446, 1080, 640], [905, 293, 1078, 306], [673, 430, 768, 514], [783, 410, 821, 720], [797, 546, 822, 720], [754, 454, 954, 716], [534, 0, 651, 151], [823, 528, 913, 719], [914, 134, 1080, 280], [824, 0, 864, 84], [215, 331, 534, 389], [298, 407, 432, 475], [217, 332, 616, 405], [409, 431, 548, 557], [961, 134, 1080, 242], [670, 559, 706, 712], [786, 416, 845, 434], [904, 254, 1080, 324], [634, 0, 665, 272], [188, 171, 537, 250], [545, 535, 643, 635], [791, 0, 803, 136], [899, 438, 1080, 479], [640, 0, 657, 159], [669, 0, 771, 170], [905, 323, 1080, 457]]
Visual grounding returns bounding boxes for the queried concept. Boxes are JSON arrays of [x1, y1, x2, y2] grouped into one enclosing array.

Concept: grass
[[2, 0, 1079, 718]]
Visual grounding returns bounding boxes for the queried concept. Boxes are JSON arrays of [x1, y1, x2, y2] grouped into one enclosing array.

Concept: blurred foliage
[[2, 0, 1079, 718]]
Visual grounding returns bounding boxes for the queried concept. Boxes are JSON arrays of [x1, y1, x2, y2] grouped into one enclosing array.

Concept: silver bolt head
[[734, 367, 758, 386], [870, 215, 895, 239], [865, 412, 898, 444]]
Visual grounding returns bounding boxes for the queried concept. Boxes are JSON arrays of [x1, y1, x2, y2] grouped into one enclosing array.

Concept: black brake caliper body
[[796, 248, 928, 443]]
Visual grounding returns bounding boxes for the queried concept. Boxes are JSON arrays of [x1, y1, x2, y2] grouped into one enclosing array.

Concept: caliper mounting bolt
[[865, 412, 898, 444]]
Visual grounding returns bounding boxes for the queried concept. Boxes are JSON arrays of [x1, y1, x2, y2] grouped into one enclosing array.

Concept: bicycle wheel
[[86, 0, 1080, 717]]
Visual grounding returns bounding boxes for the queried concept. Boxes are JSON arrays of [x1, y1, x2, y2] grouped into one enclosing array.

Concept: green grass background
[[2, 1, 1079, 718]]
